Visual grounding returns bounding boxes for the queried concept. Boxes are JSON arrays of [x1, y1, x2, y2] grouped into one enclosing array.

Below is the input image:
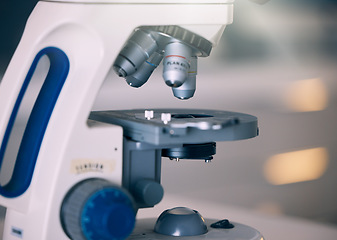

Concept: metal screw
[[169, 157, 180, 162]]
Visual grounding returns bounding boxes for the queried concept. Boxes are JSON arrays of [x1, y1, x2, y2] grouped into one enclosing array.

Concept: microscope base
[[130, 218, 264, 240]]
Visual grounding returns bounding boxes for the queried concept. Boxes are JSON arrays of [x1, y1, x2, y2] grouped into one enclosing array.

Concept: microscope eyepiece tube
[[125, 51, 163, 88], [162, 42, 192, 88], [113, 29, 158, 77], [172, 56, 197, 100]]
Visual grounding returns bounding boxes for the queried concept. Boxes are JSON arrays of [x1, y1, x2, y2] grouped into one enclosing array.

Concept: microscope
[[0, 0, 262, 239]]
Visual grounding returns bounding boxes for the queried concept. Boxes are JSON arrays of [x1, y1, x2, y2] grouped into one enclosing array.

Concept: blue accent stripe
[[0, 47, 69, 198], [145, 61, 157, 67]]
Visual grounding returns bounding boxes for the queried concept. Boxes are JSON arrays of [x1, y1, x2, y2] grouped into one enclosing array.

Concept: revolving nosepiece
[[113, 26, 211, 100]]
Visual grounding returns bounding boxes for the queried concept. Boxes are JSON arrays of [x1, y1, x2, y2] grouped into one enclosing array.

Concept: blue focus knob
[[61, 179, 136, 240]]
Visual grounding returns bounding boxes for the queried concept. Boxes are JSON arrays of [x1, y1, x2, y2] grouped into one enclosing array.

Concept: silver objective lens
[[172, 56, 197, 100], [125, 52, 163, 88], [113, 29, 158, 77], [163, 42, 192, 88]]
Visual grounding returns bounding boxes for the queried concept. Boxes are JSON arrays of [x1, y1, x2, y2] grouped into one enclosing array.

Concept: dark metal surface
[[89, 109, 258, 146]]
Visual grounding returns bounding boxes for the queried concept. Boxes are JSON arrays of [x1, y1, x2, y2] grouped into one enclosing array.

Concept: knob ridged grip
[[61, 179, 136, 240]]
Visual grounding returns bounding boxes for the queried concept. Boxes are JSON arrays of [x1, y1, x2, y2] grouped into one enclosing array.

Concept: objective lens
[[163, 42, 192, 88], [113, 29, 158, 77], [125, 52, 163, 88], [172, 56, 197, 100]]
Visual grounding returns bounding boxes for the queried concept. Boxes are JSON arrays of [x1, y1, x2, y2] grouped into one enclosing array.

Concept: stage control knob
[[60, 179, 136, 240]]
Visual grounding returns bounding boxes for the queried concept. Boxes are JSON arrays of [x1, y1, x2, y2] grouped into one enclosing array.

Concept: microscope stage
[[89, 109, 258, 146]]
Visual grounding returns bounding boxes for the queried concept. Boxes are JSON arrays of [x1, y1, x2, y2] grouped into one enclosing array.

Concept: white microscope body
[[0, 0, 262, 239]]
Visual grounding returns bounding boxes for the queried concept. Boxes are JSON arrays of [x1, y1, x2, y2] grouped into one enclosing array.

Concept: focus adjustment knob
[[61, 179, 136, 240]]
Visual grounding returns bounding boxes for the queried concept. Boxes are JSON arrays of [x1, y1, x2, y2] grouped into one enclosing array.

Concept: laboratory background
[[0, 0, 337, 238]]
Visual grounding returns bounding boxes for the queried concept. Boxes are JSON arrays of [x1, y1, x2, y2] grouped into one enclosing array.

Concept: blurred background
[[0, 0, 336, 235]]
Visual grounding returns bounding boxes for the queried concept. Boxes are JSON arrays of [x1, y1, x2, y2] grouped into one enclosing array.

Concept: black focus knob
[[133, 179, 164, 207], [60, 179, 136, 240]]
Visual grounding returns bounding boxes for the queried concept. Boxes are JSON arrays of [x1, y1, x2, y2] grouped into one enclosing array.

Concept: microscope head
[[112, 0, 235, 100]]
